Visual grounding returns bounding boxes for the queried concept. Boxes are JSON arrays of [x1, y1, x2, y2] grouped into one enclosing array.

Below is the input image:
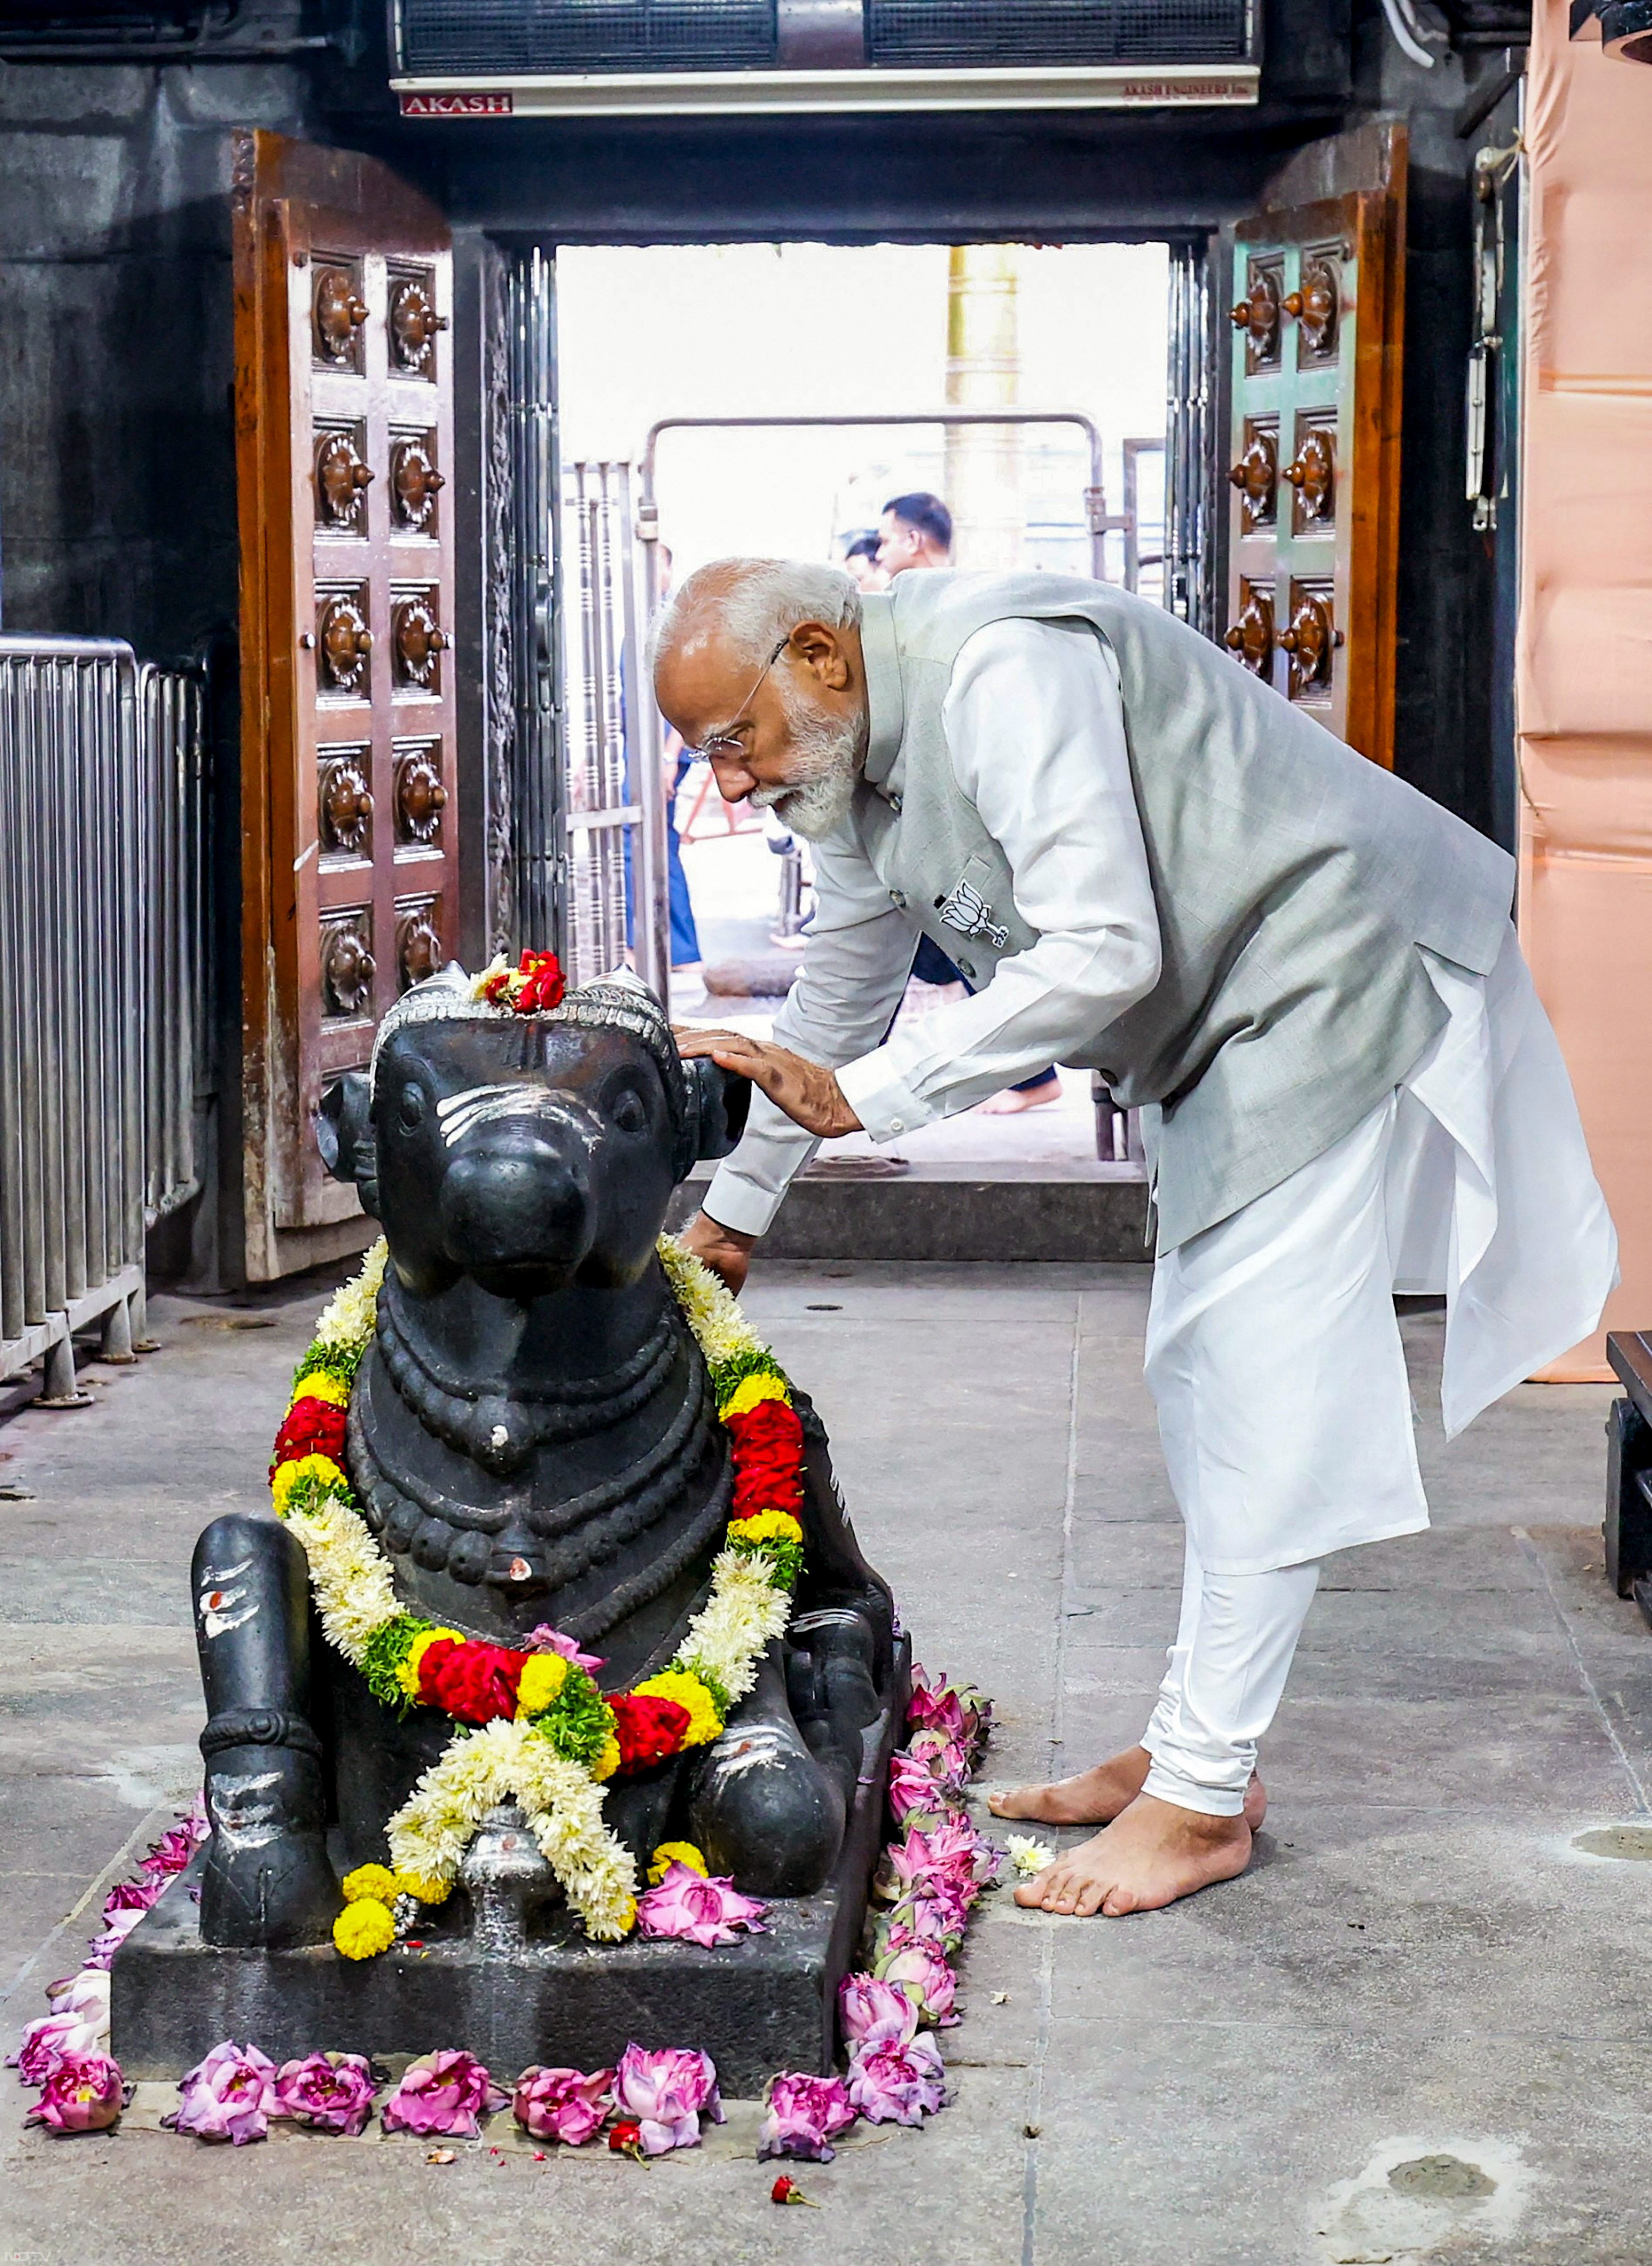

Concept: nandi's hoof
[[689, 1643, 846, 1898]]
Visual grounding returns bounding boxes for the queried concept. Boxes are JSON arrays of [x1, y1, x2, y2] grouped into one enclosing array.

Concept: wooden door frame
[[233, 130, 458, 1281]]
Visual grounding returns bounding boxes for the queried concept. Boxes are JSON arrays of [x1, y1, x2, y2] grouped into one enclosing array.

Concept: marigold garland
[[269, 1234, 806, 1956]]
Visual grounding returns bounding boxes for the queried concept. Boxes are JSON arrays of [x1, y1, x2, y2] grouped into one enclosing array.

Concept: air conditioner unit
[[389, 0, 1260, 118]]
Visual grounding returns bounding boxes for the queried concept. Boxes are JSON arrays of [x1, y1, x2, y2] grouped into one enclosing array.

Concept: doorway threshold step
[[668, 1162, 1150, 1263]]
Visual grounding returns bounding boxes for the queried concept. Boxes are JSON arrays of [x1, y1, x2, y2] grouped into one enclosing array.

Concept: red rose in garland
[[269, 1396, 348, 1480], [609, 1691, 692, 1775], [515, 951, 567, 1013], [483, 948, 567, 1014], [725, 1397, 805, 1520], [416, 1638, 530, 1725]]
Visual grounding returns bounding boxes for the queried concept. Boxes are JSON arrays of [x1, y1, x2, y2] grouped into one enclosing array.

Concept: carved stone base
[[112, 1660, 906, 2098]]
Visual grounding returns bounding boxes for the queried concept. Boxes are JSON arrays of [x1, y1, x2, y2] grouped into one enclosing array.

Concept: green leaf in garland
[[671, 1655, 733, 1722], [528, 1666, 615, 1771], [362, 1615, 427, 1711], [291, 1338, 364, 1395], [728, 1533, 804, 1591], [709, 1342, 791, 1411]]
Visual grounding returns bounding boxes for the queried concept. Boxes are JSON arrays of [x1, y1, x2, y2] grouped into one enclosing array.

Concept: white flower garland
[[282, 1235, 795, 1943]]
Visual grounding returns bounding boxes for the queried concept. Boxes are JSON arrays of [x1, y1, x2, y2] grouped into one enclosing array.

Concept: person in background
[[662, 725, 703, 972], [843, 534, 887, 593], [876, 492, 953, 577]]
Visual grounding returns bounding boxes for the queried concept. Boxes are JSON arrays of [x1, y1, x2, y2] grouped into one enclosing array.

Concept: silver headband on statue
[[369, 964, 690, 1135]]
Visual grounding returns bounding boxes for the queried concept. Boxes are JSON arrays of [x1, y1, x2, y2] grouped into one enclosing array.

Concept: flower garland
[[269, 1234, 806, 1953], [11, 1670, 1006, 2161]]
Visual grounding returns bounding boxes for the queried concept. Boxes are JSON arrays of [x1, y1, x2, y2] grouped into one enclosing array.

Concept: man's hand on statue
[[679, 1210, 758, 1294], [675, 1028, 863, 1140]]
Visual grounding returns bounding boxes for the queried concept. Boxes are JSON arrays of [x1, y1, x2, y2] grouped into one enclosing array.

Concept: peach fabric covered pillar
[[1518, 0, 1652, 1377]]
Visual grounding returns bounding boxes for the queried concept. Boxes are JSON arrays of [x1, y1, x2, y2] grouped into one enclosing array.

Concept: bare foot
[[975, 1077, 1062, 1116], [990, 1749, 1266, 1831], [989, 1746, 1152, 1825], [1013, 1793, 1253, 1918]]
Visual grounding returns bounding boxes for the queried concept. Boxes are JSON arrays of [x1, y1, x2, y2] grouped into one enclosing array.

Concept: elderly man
[[655, 558, 1617, 1920]]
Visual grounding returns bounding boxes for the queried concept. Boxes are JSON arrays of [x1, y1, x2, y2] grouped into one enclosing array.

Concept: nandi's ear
[[684, 1055, 752, 1165], [315, 1072, 380, 1218]]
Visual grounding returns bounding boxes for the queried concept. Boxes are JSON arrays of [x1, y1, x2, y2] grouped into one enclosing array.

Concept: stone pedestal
[[112, 1661, 905, 2098]]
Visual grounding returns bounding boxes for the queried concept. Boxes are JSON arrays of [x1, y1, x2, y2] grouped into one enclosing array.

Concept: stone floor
[[2, 1260, 1648, 2266]]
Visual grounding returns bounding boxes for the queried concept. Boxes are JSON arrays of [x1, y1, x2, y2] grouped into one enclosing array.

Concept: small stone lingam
[[113, 969, 906, 2092]]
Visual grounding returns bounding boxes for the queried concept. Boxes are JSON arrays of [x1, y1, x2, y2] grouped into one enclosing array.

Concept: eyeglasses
[[684, 636, 789, 762]]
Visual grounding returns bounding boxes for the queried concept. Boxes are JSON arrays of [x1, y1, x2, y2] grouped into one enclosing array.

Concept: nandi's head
[[317, 967, 748, 1302]]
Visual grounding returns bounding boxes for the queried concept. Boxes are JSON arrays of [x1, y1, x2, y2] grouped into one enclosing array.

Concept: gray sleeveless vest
[[852, 573, 1515, 1249]]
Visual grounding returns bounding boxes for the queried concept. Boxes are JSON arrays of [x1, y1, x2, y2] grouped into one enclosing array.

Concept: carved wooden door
[[234, 132, 457, 1278], [1223, 125, 1406, 766]]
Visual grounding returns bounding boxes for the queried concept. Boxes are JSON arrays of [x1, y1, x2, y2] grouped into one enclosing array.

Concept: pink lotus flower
[[102, 1878, 165, 1917], [887, 1751, 956, 1826], [926, 1811, 1006, 1888], [879, 1894, 964, 1953], [873, 1940, 957, 2026], [381, 2050, 507, 2139], [271, 2052, 378, 2136], [611, 2044, 723, 2156], [10, 1997, 110, 2084], [161, 2041, 278, 2144], [635, 1863, 770, 1949], [907, 1668, 992, 1766], [838, 1972, 918, 2049], [846, 2030, 948, 2125], [758, 2071, 856, 2163], [83, 1904, 147, 1970], [25, 2053, 129, 2135], [905, 1726, 973, 1791], [47, 1966, 112, 2022], [138, 1819, 203, 1879], [875, 1838, 976, 1934], [512, 2064, 614, 2146], [525, 1624, 605, 1674]]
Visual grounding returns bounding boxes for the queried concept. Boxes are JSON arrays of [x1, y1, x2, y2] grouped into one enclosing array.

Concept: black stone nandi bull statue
[[114, 970, 904, 2085]]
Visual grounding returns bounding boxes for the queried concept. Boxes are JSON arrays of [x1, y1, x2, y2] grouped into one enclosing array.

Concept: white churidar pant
[[1141, 1543, 1322, 1816], [1134, 924, 1617, 1811]]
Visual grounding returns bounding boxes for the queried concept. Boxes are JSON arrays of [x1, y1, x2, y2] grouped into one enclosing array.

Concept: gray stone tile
[[1262, 1691, 1638, 1813], [1031, 2018, 1652, 2266], [1034, 1801, 1652, 2041]]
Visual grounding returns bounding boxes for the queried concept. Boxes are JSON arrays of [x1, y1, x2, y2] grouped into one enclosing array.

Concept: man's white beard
[[751, 693, 866, 841]]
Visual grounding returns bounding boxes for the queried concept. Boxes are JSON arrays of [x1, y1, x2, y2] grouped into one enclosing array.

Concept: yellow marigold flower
[[291, 1370, 350, 1410], [592, 1732, 621, 1783], [396, 1626, 462, 1702], [730, 1509, 803, 1549], [647, 1840, 709, 1885], [271, 1452, 347, 1517], [340, 1862, 399, 1905], [332, 1897, 396, 1960], [515, 1652, 569, 1718], [634, 1669, 723, 1748], [394, 1871, 451, 1906], [719, 1370, 790, 1420]]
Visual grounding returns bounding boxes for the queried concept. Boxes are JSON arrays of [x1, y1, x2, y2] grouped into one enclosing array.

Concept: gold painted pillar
[[944, 245, 1023, 570]]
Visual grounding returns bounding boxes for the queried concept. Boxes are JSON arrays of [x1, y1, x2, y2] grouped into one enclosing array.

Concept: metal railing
[[0, 638, 207, 1396], [561, 460, 641, 986], [141, 663, 210, 1226]]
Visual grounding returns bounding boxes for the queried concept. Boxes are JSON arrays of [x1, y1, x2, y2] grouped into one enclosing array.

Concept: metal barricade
[[0, 639, 206, 1395], [560, 461, 640, 986], [140, 663, 209, 1227]]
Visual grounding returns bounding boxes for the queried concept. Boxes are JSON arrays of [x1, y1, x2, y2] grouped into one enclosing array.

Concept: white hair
[[645, 557, 862, 680]]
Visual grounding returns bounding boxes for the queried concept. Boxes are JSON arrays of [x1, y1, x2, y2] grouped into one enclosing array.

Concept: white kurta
[[1144, 924, 1618, 1574], [701, 617, 1618, 1575]]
